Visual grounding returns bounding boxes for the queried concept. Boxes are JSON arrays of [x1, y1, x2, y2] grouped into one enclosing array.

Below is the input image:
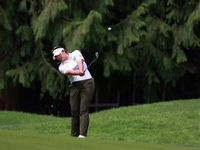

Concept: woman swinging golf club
[[52, 46, 95, 138]]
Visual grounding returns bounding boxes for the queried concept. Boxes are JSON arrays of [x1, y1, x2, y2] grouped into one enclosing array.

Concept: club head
[[95, 52, 99, 58]]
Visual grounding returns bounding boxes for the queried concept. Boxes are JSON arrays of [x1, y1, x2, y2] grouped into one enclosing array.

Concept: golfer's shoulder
[[59, 61, 66, 68], [71, 49, 81, 55], [58, 62, 67, 73]]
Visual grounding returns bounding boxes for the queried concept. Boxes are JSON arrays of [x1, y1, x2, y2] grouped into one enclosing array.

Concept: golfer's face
[[55, 51, 66, 61]]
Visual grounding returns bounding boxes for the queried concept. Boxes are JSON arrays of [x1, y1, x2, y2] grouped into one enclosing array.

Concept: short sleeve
[[59, 63, 68, 74], [74, 50, 84, 61]]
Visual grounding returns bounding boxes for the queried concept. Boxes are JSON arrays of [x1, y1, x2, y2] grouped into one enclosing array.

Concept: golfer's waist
[[72, 78, 93, 84]]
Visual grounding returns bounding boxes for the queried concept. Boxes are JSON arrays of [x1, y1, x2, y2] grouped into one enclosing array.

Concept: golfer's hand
[[79, 71, 85, 76]]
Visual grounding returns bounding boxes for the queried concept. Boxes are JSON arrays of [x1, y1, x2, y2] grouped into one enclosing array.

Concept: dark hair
[[51, 46, 67, 53]]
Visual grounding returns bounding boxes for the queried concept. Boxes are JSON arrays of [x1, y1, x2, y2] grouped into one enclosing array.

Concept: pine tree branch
[[172, 3, 179, 8], [40, 48, 58, 72], [109, 18, 128, 28], [152, 15, 166, 23], [56, 14, 73, 22], [63, 16, 73, 21]]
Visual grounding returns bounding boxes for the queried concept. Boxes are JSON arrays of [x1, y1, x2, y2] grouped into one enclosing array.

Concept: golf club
[[84, 52, 99, 72]]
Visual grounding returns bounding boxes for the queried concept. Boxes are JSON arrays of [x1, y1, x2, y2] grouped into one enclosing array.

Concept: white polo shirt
[[58, 50, 92, 84]]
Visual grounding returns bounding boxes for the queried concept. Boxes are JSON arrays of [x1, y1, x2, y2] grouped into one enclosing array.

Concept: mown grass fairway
[[0, 129, 199, 150], [0, 99, 200, 150]]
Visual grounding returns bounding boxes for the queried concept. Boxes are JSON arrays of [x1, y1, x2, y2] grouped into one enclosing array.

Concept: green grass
[[89, 99, 200, 146], [0, 99, 200, 150], [1, 129, 197, 150]]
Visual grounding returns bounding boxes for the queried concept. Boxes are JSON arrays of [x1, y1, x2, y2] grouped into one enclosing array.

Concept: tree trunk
[[0, 85, 21, 110]]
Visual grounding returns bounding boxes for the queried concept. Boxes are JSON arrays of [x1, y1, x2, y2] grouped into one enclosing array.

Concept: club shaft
[[84, 58, 98, 72]]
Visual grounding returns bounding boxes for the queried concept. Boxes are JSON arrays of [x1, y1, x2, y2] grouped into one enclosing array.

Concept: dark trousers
[[70, 79, 95, 137]]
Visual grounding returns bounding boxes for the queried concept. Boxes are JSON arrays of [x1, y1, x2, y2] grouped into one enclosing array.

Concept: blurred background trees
[[1, 0, 200, 115]]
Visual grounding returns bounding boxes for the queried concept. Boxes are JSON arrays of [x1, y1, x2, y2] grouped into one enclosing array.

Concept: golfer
[[52, 46, 95, 138]]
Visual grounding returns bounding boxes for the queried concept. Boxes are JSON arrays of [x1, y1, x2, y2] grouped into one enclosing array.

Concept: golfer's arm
[[65, 59, 84, 76], [65, 69, 81, 75], [77, 59, 84, 72]]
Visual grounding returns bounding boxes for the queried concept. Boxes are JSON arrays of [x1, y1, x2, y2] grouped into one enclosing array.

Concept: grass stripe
[[0, 99, 200, 149], [0, 129, 199, 150]]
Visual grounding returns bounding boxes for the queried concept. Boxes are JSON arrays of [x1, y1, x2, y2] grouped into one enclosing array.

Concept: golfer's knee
[[71, 110, 79, 118], [80, 109, 89, 117]]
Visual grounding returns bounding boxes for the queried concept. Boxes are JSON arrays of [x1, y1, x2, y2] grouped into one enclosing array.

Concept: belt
[[69, 78, 93, 88]]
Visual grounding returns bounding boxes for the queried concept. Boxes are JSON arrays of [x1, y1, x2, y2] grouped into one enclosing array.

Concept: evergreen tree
[[1, 0, 200, 110]]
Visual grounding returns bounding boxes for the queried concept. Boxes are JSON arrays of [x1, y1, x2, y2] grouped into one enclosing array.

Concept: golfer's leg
[[80, 79, 95, 136], [70, 86, 80, 137]]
